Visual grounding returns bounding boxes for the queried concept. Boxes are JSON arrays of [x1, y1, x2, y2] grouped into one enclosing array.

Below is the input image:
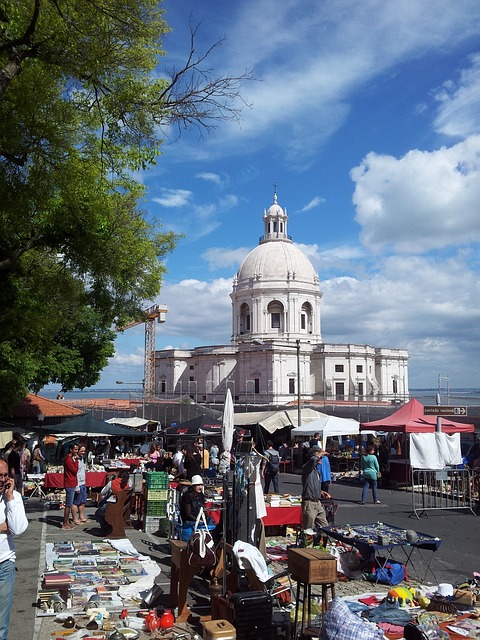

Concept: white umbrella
[[222, 388, 235, 453], [219, 389, 234, 475]]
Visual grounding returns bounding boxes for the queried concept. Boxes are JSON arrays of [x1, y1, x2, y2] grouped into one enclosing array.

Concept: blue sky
[[89, 0, 480, 392]]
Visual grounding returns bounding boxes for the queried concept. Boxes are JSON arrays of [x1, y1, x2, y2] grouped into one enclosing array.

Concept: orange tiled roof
[[10, 394, 84, 419]]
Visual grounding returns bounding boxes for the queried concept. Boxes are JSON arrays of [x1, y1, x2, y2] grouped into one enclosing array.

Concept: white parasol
[[219, 388, 234, 475], [222, 388, 235, 452]]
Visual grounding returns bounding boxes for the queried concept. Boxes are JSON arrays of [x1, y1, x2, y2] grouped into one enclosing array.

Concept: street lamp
[[116, 380, 145, 418], [253, 338, 302, 426]]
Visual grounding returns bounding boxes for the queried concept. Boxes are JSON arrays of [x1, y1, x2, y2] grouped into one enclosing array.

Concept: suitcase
[[228, 591, 273, 640]]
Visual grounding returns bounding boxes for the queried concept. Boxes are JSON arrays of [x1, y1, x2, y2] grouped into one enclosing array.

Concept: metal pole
[[296, 339, 301, 426], [436, 392, 442, 433]]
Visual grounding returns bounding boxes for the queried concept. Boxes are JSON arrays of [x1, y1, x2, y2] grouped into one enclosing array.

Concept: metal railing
[[411, 467, 478, 518]]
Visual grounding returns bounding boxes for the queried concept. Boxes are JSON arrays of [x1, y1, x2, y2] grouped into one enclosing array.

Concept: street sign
[[424, 406, 468, 416]]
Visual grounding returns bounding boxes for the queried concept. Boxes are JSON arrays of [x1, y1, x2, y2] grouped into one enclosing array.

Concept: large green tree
[[0, 0, 249, 413]]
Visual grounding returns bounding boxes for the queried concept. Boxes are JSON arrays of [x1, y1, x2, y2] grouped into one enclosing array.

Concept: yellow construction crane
[[117, 303, 167, 398]]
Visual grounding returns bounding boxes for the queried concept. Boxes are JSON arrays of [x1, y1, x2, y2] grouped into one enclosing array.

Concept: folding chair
[[26, 474, 47, 499]]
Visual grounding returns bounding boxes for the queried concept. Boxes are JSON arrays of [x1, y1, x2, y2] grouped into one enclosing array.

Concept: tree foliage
[[0, 0, 250, 413]]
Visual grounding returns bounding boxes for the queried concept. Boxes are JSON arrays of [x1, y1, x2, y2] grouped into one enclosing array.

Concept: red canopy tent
[[360, 398, 474, 433]]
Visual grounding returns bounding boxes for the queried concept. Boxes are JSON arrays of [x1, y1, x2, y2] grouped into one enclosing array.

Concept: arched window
[[267, 300, 284, 333], [240, 303, 251, 334], [301, 301, 313, 334]]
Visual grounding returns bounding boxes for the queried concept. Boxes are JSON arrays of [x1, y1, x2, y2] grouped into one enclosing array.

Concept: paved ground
[[9, 473, 480, 640]]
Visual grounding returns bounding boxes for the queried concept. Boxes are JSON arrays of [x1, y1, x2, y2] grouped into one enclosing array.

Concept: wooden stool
[[287, 548, 338, 640], [293, 580, 335, 637]]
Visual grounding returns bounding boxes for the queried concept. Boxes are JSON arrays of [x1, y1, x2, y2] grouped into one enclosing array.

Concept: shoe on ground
[[375, 500, 381, 504]]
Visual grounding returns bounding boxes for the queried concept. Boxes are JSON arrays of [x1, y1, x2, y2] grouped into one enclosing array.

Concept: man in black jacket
[[301, 446, 329, 535]]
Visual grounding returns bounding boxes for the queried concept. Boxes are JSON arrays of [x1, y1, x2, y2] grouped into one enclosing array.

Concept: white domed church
[[154, 193, 408, 409]]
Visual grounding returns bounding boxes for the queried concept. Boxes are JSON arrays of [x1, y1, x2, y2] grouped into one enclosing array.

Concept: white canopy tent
[[105, 417, 152, 429], [290, 414, 371, 449], [233, 408, 325, 434]]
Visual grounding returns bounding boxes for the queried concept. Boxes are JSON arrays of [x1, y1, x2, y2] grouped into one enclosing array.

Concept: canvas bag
[[186, 508, 216, 567]]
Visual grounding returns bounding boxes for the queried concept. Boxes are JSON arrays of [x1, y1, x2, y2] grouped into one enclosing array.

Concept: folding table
[[322, 522, 441, 584], [25, 474, 47, 499]]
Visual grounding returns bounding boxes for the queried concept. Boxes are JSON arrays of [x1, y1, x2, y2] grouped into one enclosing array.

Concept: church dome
[[231, 191, 323, 345], [235, 192, 319, 287], [236, 240, 319, 287], [266, 202, 284, 217]]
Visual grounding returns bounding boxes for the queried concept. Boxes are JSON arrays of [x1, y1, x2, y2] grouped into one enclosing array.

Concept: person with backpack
[[262, 441, 280, 494]]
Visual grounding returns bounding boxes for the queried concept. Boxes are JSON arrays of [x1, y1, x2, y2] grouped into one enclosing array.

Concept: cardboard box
[[287, 548, 337, 584]]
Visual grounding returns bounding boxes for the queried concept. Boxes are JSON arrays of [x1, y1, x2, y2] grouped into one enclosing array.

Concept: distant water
[[41, 389, 137, 400]]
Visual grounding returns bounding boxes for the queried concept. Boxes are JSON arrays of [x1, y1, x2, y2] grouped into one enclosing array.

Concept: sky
[[87, 0, 480, 392]]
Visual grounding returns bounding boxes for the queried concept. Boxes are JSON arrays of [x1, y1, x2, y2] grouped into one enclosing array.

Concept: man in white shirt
[[0, 458, 28, 640], [172, 445, 186, 477]]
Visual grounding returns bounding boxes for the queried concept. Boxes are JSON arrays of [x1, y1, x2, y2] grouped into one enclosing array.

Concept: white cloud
[[434, 53, 480, 138], [154, 278, 233, 345], [151, 190, 239, 240], [147, 247, 480, 387], [320, 253, 480, 385], [99, 245, 480, 388], [351, 136, 480, 253], [167, 0, 480, 166], [111, 349, 144, 366], [201, 246, 251, 270], [153, 188, 192, 208], [298, 196, 325, 213], [196, 172, 226, 186]]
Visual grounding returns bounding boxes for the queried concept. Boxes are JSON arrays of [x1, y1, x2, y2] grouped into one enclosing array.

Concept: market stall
[[361, 399, 476, 511], [104, 458, 142, 469], [291, 414, 366, 450], [263, 505, 302, 527], [38, 538, 160, 618], [44, 471, 107, 489], [322, 522, 442, 584]]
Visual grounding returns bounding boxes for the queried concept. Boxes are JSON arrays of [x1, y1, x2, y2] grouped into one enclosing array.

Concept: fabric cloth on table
[[358, 595, 382, 606], [377, 621, 405, 637], [363, 600, 414, 626], [319, 597, 384, 640]]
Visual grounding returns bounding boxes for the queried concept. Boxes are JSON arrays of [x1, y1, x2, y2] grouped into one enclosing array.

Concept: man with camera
[[0, 457, 28, 640]]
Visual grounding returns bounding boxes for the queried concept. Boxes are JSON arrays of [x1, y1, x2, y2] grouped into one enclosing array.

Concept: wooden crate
[[287, 548, 337, 584]]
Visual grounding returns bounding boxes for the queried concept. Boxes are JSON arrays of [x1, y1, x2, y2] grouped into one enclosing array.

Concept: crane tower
[[118, 303, 167, 398]]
